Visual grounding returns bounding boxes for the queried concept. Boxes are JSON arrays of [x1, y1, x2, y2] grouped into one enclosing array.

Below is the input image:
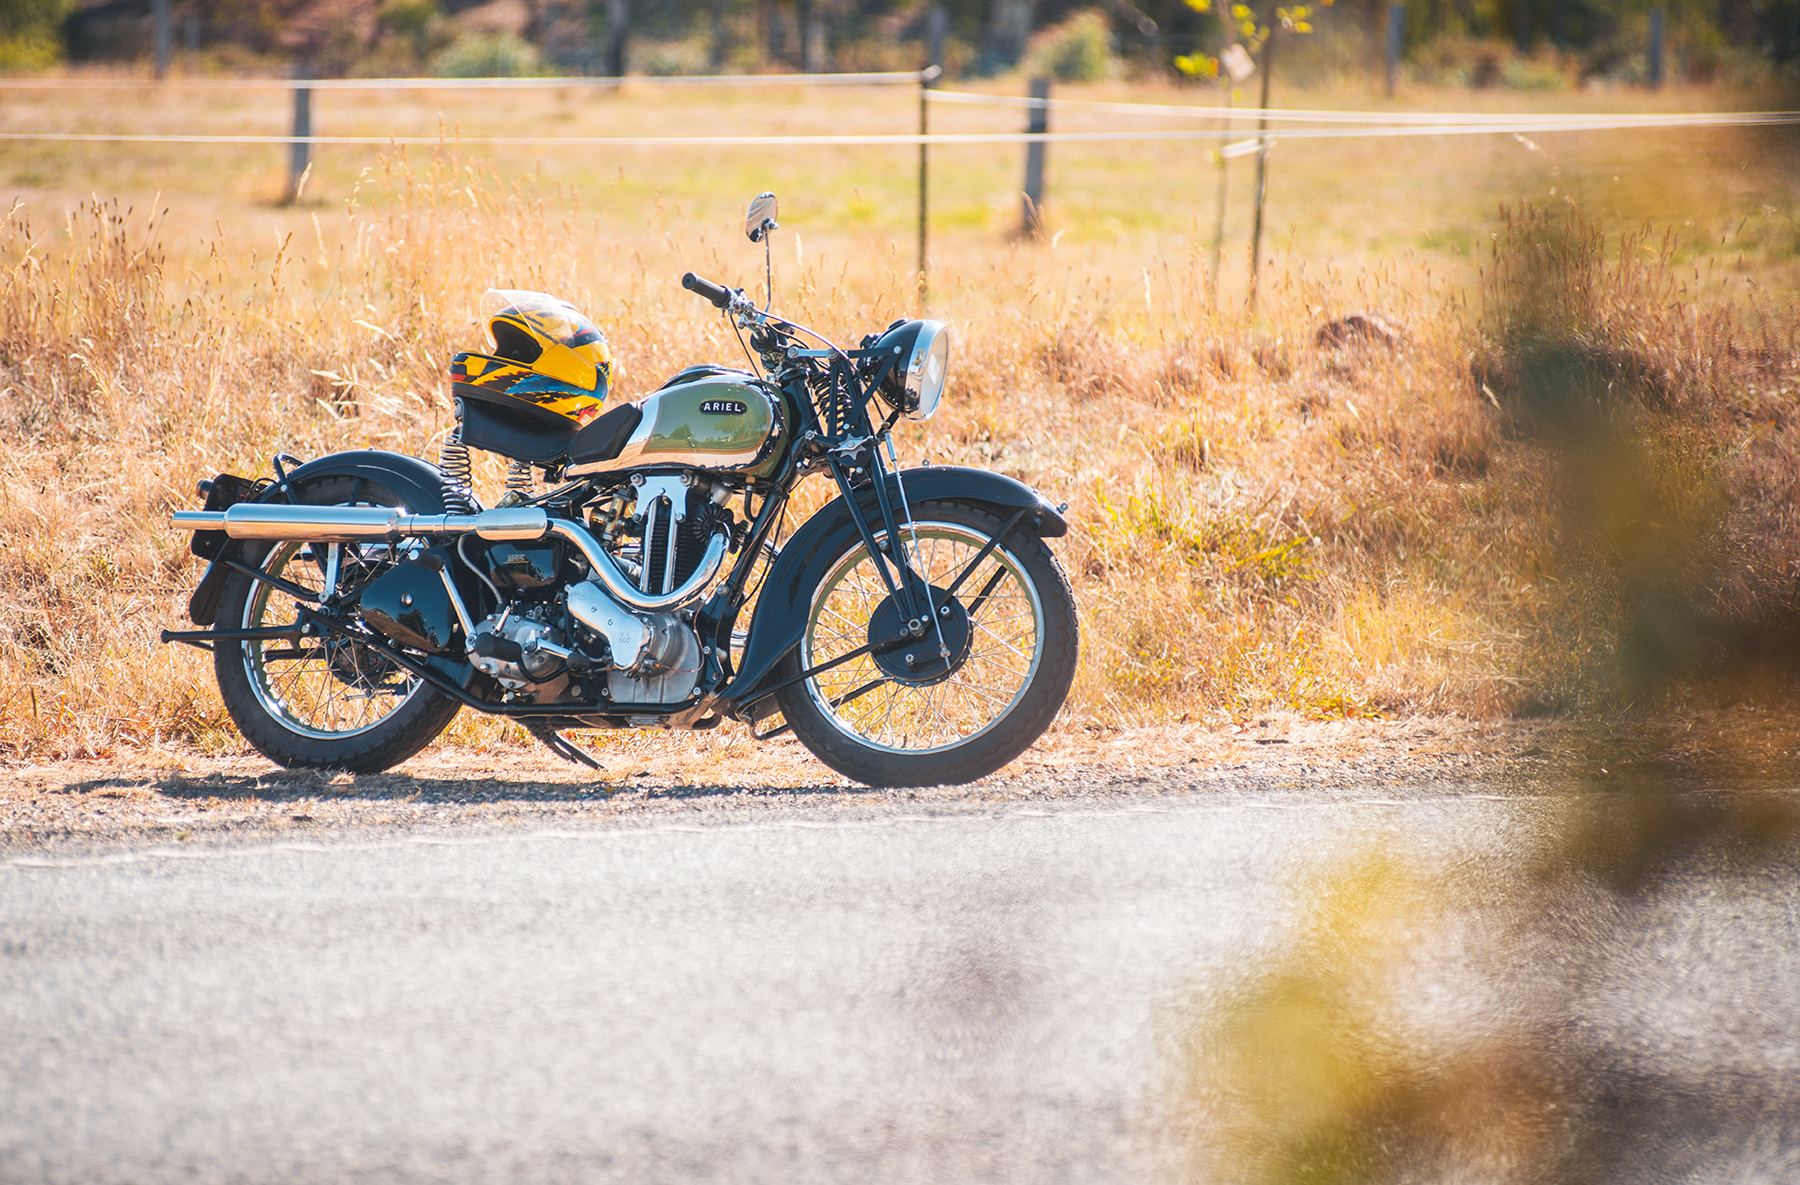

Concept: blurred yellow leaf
[[1175, 52, 1221, 77]]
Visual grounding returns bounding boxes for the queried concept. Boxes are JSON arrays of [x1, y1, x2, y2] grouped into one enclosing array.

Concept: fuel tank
[[565, 371, 784, 480]]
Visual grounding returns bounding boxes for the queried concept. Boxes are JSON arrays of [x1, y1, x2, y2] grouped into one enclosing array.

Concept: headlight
[[868, 319, 950, 421]]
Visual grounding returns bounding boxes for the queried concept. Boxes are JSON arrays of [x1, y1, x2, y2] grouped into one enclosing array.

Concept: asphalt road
[[4, 781, 1798, 1183]]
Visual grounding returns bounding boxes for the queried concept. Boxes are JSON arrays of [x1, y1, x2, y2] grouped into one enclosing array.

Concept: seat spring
[[439, 424, 475, 512]]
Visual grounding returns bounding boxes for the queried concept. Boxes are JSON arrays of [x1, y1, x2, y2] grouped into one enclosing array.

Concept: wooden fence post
[[1247, 29, 1275, 314], [919, 54, 941, 306], [288, 70, 312, 205], [1021, 76, 1049, 236], [1208, 78, 1233, 308]]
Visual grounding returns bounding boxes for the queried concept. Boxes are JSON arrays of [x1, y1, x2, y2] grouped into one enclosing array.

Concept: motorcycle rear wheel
[[213, 476, 462, 772], [771, 499, 1078, 787]]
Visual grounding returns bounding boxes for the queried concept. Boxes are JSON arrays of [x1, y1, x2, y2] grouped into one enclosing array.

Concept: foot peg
[[523, 720, 601, 770]]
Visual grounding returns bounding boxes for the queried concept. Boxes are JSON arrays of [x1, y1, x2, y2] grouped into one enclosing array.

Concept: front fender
[[188, 451, 449, 625], [723, 466, 1067, 709]]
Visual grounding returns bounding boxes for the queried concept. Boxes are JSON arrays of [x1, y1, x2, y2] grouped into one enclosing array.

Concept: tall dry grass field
[[3, 75, 1799, 760]]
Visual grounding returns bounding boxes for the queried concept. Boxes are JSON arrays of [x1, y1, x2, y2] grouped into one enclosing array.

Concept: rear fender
[[188, 451, 450, 625], [722, 466, 1067, 711]]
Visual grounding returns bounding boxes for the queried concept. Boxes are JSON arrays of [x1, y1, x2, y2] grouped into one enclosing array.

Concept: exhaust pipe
[[172, 503, 729, 614], [173, 505, 550, 542]]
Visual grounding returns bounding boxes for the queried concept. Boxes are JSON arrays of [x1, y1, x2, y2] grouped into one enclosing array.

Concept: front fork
[[825, 442, 954, 663]]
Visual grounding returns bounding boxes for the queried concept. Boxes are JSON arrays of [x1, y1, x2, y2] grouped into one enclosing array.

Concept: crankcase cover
[[566, 376, 782, 479], [358, 549, 463, 654]]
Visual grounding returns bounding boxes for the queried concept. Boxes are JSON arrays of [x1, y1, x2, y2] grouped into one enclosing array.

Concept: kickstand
[[523, 720, 602, 770]]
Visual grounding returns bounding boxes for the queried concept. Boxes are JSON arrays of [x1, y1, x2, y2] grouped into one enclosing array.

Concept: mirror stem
[[763, 229, 775, 311]]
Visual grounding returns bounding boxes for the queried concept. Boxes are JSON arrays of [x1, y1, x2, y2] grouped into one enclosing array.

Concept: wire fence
[[2, 69, 1793, 143], [0, 70, 930, 92], [5, 68, 1796, 299]]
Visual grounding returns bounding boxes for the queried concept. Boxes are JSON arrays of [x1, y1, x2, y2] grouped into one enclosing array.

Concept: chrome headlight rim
[[901, 320, 950, 422]]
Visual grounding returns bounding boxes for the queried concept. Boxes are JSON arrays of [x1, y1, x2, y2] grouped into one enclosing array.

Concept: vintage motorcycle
[[165, 193, 1077, 787]]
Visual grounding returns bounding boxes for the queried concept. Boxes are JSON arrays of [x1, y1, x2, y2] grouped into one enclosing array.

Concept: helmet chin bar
[[173, 504, 732, 615]]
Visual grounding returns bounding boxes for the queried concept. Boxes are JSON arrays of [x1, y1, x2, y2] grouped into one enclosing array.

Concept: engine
[[459, 587, 705, 708], [358, 473, 732, 710], [466, 603, 580, 701], [586, 473, 736, 597]]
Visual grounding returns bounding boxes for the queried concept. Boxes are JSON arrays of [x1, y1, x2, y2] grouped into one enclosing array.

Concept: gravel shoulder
[[6, 707, 1800, 860]]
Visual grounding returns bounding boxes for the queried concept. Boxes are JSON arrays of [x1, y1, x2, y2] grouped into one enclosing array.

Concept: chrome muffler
[[173, 505, 550, 543], [172, 504, 731, 614]]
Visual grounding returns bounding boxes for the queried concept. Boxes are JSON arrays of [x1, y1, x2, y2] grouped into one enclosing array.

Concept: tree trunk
[[606, 0, 629, 76], [983, 0, 1035, 70]]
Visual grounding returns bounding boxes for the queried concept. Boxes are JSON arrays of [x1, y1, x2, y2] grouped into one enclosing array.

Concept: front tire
[[772, 500, 1078, 787], [213, 476, 462, 772]]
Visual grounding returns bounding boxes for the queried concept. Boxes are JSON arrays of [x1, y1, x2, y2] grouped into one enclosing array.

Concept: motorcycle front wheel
[[213, 476, 462, 772], [771, 499, 1078, 787]]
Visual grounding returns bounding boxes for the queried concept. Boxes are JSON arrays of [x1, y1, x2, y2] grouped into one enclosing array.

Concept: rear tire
[[772, 499, 1077, 787], [213, 476, 461, 772]]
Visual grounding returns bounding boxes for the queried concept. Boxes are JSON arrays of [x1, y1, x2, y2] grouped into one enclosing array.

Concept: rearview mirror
[[745, 192, 779, 243]]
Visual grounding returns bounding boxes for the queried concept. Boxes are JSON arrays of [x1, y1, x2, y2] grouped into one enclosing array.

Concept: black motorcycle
[[166, 193, 1078, 787]]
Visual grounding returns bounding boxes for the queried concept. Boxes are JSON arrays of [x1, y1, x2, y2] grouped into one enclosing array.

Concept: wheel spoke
[[798, 521, 1044, 756], [240, 520, 426, 741]]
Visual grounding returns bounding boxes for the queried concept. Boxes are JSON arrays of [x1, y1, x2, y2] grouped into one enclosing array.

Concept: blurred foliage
[[40, 0, 1800, 83], [1156, 202, 1800, 1179], [1171, 776, 1800, 1184], [1175, 0, 1331, 81], [1027, 8, 1120, 80], [427, 31, 546, 77], [0, 0, 66, 68], [1472, 200, 1800, 709], [1174, 847, 1556, 1185]]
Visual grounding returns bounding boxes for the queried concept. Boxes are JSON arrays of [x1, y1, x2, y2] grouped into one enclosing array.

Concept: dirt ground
[[6, 708, 1800, 859]]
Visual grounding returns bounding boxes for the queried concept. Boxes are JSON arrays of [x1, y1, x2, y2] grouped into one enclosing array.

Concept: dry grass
[[2, 76, 1799, 760]]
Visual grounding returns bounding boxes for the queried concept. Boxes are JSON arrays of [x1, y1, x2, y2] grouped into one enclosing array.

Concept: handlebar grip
[[682, 272, 733, 310]]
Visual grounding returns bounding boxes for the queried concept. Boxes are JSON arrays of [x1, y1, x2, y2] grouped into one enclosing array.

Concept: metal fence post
[[1021, 76, 1049, 236]]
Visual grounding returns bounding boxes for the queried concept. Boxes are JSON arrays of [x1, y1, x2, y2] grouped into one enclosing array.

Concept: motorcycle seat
[[568, 401, 644, 467]]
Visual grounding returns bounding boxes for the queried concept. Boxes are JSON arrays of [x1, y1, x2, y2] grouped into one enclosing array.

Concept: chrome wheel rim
[[800, 522, 1044, 755], [239, 540, 426, 740]]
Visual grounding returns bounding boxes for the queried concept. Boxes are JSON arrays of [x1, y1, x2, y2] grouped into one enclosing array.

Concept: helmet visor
[[484, 289, 611, 393]]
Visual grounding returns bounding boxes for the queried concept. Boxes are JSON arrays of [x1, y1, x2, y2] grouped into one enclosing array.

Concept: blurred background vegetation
[[8, 0, 1800, 85]]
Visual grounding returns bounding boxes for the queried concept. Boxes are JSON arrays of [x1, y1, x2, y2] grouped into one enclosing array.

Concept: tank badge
[[700, 399, 748, 415]]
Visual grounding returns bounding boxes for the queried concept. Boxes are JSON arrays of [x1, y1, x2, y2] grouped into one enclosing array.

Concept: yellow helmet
[[450, 290, 612, 425]]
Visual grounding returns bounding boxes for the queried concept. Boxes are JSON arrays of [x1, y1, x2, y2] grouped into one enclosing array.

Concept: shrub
[[637, 37, 710, 77], [429, 31, 544, 78], [0, 0, 67, 70], [1500, 53, 1570, 90], [1028, 10, 1118, 82]]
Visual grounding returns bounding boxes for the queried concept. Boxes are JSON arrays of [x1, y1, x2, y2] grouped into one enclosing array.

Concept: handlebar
[[681, 272, 734, 310]]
